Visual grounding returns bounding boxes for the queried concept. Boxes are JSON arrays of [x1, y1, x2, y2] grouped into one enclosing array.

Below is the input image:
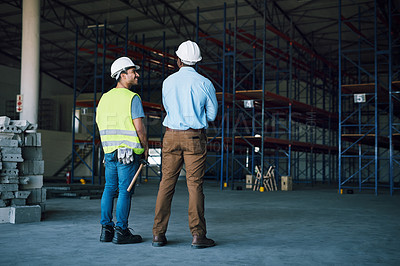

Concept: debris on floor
[[44, 184, 104, 199]]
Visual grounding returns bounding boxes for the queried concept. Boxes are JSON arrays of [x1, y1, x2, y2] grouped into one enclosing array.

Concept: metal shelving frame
[[229, 1, 338, 188], [196, 1, 339, 189], [196, 3, 231, 189], [389, 1, 400, 195], [72, 22, 107, 184], [339, 0, 397, 195]]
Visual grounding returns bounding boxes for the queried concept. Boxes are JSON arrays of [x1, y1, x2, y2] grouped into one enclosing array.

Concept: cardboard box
[[246, 175, 253, 189], [281, 176, 292, 191]]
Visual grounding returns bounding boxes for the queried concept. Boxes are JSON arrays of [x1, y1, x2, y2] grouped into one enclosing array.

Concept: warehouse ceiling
[[0, 0, 397, 95]]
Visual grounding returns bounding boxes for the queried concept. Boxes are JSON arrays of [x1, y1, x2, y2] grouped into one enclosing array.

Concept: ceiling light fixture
[[87, 24, 105, 29]]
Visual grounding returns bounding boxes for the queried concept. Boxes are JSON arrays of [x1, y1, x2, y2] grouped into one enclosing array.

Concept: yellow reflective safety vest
[[96, 88, 144, 155]]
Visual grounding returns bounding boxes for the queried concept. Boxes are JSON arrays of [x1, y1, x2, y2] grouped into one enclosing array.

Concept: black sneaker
[[112, 226, 142, 244], [100, 225, 114, 242]]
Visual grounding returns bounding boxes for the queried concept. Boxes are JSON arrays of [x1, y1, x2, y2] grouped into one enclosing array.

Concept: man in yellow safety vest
[[96, 57, 148, 244]]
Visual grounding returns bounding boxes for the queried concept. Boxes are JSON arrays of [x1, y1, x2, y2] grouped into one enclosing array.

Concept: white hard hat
[[175, 40, 202, 65], [111, 57, 140, 80]]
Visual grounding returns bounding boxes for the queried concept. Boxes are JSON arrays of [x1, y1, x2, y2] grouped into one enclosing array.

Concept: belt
[[165, 127, 204, 132]]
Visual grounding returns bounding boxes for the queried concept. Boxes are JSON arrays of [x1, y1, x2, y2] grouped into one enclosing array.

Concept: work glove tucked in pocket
[[117, 147, 134, 164]]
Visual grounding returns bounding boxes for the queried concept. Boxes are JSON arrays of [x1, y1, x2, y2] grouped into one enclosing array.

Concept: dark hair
[[116, 70, 127, 82], [116, 67, 136, 82]]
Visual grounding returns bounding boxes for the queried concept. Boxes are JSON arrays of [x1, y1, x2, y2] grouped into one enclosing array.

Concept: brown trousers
[[153, 129, 208, 237]]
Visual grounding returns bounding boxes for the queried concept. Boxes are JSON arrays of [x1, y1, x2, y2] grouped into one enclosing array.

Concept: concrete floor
[[0, 180, 399, 266]]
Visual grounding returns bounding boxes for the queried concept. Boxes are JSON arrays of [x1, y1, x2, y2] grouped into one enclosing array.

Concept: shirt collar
[[179, 66, 196, 73]]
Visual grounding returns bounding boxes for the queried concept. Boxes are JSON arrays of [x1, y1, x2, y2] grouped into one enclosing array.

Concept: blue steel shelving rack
[[196, 2, 270, 189], [195, 3, 228, 189], [339, 0, 398, 195], [391, 80, 400, 194], [197, 1, 339, 190], [389, 1, 400, 195], [72, 22, 107, 184]]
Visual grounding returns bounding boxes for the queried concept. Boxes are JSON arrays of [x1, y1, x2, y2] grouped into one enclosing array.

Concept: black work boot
[[112, 226, 142, 244], [100, 225, 114, 242]]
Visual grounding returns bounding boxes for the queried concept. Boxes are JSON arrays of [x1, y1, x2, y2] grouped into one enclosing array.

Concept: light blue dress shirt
[[162, 67, 218, 130]]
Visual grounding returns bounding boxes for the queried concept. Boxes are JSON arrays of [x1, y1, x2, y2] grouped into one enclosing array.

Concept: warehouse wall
[[0, 65, 72, 117], [0, 65, 20, 116], [38, 130, 92, 177], [0, 65, 93, 178]]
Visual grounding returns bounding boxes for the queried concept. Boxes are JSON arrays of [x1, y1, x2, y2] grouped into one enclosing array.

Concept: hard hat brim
[[111, 65, 140, 79], [128, 65, 140, 71]]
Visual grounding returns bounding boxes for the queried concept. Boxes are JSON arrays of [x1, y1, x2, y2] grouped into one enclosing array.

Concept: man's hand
[[133, 117, 148, 160]]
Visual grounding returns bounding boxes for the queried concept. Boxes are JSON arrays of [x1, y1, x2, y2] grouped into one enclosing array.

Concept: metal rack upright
[[339, 0, 398, 195], [196, 1, 339, 190]]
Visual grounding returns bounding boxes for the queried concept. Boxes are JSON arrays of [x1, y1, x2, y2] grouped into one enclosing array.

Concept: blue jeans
[[100, 151, 140, 229]]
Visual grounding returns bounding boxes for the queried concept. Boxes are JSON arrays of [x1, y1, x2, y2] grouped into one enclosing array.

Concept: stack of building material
[[0, 116, 45, 224]]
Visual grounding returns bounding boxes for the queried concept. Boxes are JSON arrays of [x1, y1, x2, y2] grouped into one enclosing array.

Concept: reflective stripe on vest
[[96, 88, 144, 155], [99, 129, 138, 137], [101, 140, 142, 148]]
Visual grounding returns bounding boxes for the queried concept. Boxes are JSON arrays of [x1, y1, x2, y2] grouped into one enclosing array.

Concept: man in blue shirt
[[152, 40, 218, 249]]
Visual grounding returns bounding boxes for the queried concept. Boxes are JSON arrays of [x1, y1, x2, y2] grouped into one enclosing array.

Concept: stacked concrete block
[[0, 116, 44, 224], [27, 188, 46, 205]]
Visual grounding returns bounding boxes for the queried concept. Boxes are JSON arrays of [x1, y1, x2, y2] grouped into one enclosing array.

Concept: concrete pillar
[[19, 0, 40, 126]]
